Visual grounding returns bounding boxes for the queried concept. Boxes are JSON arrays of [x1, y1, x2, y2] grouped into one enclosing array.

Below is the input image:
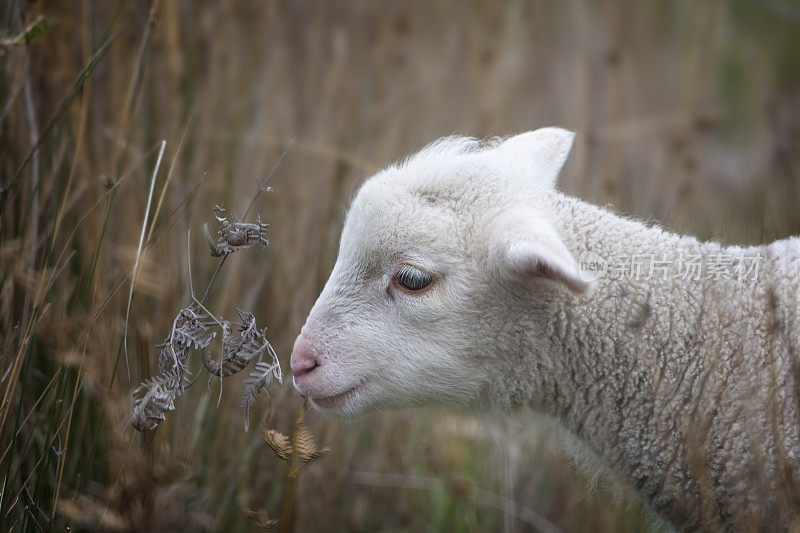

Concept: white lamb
[[290, 128, 800, 530]]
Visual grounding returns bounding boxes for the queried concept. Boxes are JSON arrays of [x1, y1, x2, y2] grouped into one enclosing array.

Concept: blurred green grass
[[1, 0, 798, 530]]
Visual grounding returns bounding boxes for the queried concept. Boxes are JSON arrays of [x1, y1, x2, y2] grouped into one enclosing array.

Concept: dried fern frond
[[224, 309, 263, 360], [212, 205, 269, 256], [131, 377, 173, 431], [201, 309, 269, 378], [262, 426, 293, 461], [261, 403, 329, 465], [130, 368, 190, 431], [157, 304, 216, 386], [131, 304, 213, 431], [293, 422, 330, 463], [241, 356, 282, 432]]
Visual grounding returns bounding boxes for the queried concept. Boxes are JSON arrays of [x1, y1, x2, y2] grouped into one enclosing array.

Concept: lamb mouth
[[310, 380, 366, 409]]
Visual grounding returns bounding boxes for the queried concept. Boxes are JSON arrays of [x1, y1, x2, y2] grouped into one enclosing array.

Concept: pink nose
[[290, 336, 320, 379]]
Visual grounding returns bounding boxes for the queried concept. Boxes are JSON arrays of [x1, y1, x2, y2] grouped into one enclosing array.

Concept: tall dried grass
[[1, 0, 799, 530]]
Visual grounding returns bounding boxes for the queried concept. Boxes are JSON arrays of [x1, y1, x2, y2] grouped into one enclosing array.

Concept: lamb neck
[[529, 193, 800, 530]]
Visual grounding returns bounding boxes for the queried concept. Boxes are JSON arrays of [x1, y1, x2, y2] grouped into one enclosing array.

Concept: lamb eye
[[395, 265, 433, 292]]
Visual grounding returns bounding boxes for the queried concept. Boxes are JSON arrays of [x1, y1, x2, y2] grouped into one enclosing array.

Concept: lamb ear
[[491, 211, 591, 294], [493, 127, 575, 189]]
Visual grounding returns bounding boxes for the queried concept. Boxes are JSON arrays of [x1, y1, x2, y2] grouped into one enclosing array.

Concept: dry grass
[[1, 0, 799, 531]]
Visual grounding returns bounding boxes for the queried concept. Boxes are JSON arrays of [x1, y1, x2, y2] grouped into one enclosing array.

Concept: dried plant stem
[[280, 401, 308, 533], [146, 109, 196, 244], [243, 139, 294, 220], [123, 139, 166, 379], [200, 255, 227, 306]]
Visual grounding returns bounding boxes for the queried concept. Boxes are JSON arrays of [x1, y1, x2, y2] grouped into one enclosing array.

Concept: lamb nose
[[290, 336, 320, 379]]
